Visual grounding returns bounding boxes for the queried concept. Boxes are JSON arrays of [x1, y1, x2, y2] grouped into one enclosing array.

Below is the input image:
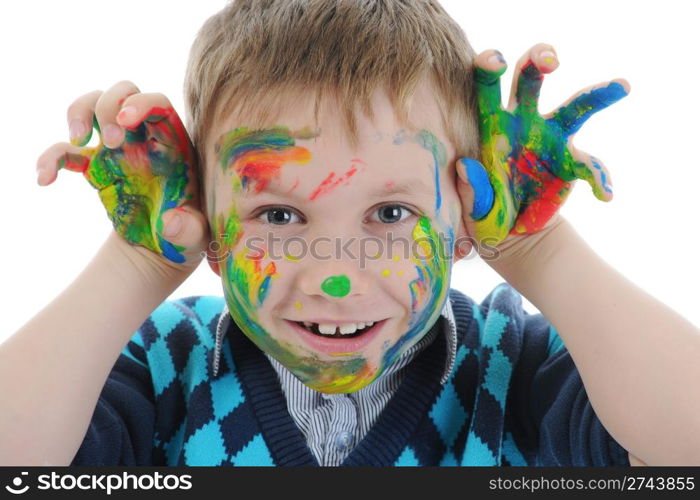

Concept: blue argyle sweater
[[71, 284, 630, 466]]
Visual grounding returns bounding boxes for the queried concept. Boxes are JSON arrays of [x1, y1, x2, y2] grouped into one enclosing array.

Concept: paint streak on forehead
[[214, 126, 318, 193], [393, 129, 447, 213]]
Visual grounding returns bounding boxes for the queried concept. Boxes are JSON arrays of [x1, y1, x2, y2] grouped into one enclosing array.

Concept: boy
[[3, 0, 699, 466]]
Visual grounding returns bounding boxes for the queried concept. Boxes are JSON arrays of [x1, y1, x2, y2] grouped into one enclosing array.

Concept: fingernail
[[540, 50, 556, 64], [117, 106, 137, 122], [69, 120, 86, 142], [488, 50, 506, 65], [103, 124, 122, 147], [461, 158, 494, 220], [163, 214, 182, 238]]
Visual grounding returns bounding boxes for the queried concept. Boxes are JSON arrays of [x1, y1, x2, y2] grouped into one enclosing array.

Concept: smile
[[284, 318, 388, 355], [296, 320, 376, 338]]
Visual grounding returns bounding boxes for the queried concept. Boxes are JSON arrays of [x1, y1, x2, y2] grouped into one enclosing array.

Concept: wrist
[[485, 214, 575, 296], [100, 230, 198, 295]]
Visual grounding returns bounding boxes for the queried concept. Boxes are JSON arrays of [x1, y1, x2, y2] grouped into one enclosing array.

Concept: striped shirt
[[212, 301, 458, 466]]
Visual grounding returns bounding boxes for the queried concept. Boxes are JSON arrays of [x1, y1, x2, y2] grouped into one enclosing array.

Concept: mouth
[[284, 318, 388, 355], [294, 320, 377, 338]]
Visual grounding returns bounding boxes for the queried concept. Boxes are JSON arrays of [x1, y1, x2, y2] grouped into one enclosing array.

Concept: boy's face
[[205, 82, 469, 393]]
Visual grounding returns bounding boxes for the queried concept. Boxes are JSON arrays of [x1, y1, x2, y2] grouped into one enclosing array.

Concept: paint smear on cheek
[[380, 215, 451, 369]]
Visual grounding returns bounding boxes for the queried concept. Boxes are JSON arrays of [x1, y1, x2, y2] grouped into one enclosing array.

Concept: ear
[[206, 242, 222, 276], [452, 216, 474, 263]]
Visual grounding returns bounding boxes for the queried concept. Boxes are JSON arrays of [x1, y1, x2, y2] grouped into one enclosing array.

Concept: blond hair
[[184, 0, 480, 191]]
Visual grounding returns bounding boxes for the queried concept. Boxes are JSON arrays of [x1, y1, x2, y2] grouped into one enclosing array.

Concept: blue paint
[[550, 81, 628, 137], [394, 129, 446, 213], [461, 158, 494, 220], [591, 156, 612, 194]]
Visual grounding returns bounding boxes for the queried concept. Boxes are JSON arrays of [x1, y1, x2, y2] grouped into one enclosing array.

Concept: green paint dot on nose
[[321, 275, 351, 298]]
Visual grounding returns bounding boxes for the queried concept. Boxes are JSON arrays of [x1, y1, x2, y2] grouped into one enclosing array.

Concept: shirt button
[[334, 431, 352, 451]]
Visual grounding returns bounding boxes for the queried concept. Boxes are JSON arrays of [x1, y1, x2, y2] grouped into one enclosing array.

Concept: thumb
[[160, 206, 208, 263], [455, 157, 514, 247], [456, 158, 495, 220]]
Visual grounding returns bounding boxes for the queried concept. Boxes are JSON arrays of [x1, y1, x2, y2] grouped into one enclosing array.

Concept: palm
[[60, 106, 195, 263], [461, 46, 629, 247]]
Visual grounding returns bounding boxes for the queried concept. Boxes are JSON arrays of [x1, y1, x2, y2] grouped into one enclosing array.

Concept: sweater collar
[[212, 298, 459, 385]]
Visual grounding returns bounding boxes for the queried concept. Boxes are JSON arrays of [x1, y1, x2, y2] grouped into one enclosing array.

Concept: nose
[[297, 261, 370, 299]]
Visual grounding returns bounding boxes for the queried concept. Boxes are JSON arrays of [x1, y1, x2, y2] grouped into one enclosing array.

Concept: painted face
[[206, 82, 467, 393]]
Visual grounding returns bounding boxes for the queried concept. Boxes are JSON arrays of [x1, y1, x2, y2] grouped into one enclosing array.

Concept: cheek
[[212, 207, 277, 321], [406, 217, 452, 323]]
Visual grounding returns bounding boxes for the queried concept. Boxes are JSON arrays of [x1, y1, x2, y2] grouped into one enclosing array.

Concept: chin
[[262, 316, 414, 394]]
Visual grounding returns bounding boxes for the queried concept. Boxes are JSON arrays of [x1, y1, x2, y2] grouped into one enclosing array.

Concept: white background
[[0, 0, 697, 342]]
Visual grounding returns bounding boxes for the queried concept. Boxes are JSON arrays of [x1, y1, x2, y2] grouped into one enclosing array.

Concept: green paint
[[321, 275, 351, 297]]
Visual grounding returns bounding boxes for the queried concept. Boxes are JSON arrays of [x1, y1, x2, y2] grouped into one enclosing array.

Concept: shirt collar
[[213, 297, 458, 385]]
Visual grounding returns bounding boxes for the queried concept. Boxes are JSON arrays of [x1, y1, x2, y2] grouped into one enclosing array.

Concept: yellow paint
[[284, 254, 299, 261], [544, 57, 554, 65], [328, 351, 357, 357], [381, 269, 391, 277], [294, 301, 302, 310], [392, 255, 400, 261], [397, 270, 404, 276]]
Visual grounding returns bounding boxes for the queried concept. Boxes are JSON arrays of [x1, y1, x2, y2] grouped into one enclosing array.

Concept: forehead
[[206, 79, 454, 169], [203, 81, 458, 218]]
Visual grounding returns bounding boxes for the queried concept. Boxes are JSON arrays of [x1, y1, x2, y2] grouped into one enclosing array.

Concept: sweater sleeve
[[523, 313, 631, 466], [70, 335, 156, 466]]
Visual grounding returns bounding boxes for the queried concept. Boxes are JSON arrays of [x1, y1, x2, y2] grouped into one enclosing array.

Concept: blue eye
[[257, 207, 302, 225], [370, 204, 414, 224]]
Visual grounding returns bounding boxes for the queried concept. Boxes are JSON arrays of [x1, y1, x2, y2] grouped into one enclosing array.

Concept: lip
[[284, 318, 387, 356], [287, 318, 384, 324]]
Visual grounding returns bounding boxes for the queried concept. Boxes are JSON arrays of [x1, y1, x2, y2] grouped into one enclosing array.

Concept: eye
[[369, 204, 415, 224], [255, 206, 303, 225]]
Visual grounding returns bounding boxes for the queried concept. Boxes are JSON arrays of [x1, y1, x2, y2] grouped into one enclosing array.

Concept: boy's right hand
[[36, 81, 207, 270]]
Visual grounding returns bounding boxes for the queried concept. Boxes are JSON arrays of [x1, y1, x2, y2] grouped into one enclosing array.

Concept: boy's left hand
[[456, 43, 630, 250]]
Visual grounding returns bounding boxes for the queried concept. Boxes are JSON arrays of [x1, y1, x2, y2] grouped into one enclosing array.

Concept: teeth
[[299, 320, 379, 336], [318, 323, 337, 335], [339, 323, 357, 335]]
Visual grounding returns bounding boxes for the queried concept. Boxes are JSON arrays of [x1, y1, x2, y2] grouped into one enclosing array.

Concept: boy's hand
[[36, 81, 207, 268], [456, 43, 630, 249]]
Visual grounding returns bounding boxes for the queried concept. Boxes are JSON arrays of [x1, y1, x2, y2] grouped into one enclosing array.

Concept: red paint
[[308, 161, 361, 201], [239, 161, 283, 193], [509, 149, 571, 234], [59, 153, 90, 173], [286, 177, 300, 194]]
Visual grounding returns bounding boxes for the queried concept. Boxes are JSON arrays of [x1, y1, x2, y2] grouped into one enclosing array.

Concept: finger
[[35, 141, 96, 186], [565, 141, 614, 201], [456, 157, 515, 247], [160, 206, 208, 264], [545, 78, 630, 137], [66, 90, 102, 147], [473, 49, 507, 116], [115, 93, 194, 170], [507, 43, 559, 113], [115, 92, 174, 128], [94, 80, 141, 149]]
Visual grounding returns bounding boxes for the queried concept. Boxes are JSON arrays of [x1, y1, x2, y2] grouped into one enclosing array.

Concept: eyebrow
[[366, 179, 435, 200], [236, 177, 305, 200], [239, 177, 436, 202]]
